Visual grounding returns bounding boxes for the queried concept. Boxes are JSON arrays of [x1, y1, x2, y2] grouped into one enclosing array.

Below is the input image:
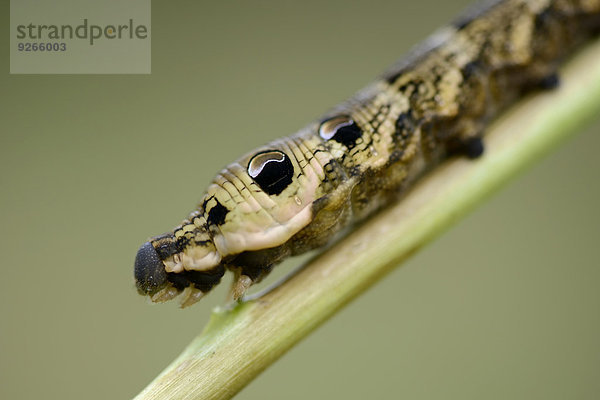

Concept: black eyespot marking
[[247, 150, 295, 195], [206, 201, 229, 225], [319, 115, 363, 149]]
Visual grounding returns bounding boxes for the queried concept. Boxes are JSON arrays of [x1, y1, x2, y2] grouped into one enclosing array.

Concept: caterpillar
[[134, 0, 600, 308]]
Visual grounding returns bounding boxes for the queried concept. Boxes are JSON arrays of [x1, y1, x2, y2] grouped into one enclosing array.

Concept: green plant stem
[[133, 39, 600, 400]]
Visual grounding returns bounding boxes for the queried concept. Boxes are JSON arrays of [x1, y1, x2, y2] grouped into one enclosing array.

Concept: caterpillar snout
[[134, 216, 226, 307]]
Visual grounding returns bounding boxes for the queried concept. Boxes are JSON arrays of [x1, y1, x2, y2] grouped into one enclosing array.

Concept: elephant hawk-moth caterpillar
[[134, 0, 600, 308]]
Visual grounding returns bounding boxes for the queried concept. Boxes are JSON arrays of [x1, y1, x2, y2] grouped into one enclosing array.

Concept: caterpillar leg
[[536, 72, 560, 90], [228, 262, 276, 301], [230, 273, 254, 302], [446, 69, 560, 161], [455, 136, 485, 159], [445, 126, 485, 159], [179, 286, 205, 308], [150, 286, 181, 303]]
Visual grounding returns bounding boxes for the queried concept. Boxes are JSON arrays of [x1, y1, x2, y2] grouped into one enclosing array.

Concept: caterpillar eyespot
[[319, 116, 363, 149], [134, 0, 600, 308], [247, 150, 295, 195]]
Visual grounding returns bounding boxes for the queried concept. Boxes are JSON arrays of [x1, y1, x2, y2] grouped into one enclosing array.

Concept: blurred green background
[[1, 1, 599, 399]]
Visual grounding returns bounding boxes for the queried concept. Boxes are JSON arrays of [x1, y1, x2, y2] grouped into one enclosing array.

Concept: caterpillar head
[[134, 133, 344, 307]]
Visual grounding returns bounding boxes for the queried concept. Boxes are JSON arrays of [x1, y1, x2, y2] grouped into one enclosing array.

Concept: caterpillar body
[[135, 0, 600, 307]]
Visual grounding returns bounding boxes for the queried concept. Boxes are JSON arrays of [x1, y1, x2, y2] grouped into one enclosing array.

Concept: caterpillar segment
[[134, 0, 600, 307]]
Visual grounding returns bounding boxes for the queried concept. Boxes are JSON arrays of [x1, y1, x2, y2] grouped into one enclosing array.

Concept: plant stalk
[[134, 39, 600, 400]]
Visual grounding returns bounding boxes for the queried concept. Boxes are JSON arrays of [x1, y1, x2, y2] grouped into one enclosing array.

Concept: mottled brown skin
[[135, 0, 600, 307]]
